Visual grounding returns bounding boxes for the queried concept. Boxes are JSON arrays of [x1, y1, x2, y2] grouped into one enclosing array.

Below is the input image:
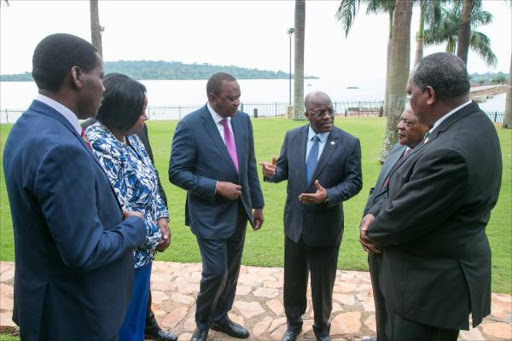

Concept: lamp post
[[287, 27, 295, 106]]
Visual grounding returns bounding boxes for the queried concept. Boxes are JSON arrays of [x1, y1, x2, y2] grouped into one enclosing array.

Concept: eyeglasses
[[308, 108, 335, 118], [399, 118, 417, 128]]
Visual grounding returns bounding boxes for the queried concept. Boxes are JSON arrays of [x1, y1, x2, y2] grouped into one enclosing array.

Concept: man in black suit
[[361, 52, 502, 340], [81, 119, 176, 341], [260, 91, 362, 341], [360, 107, 428, 341]]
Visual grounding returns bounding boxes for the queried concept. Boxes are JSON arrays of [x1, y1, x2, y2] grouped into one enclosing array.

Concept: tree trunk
[[456, 0, 472, 64], [293, 0, 306, 120], [379, 0, 413, 163], [383, 10, 394, 118], [414, 7, 424, 65], [502, 51, 512, 128], [90, 0, 103, 58]]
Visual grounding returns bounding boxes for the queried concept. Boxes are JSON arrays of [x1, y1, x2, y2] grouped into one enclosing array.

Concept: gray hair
[[412, 52, 470, 101]]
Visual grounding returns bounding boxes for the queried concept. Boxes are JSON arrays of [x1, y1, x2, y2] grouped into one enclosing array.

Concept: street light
[[287, 27, 295, 106]]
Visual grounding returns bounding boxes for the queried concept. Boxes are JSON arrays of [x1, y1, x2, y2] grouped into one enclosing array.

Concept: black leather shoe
[[281, 328, 302, 341], [191, 328, 208, 341], [211, 320, 250, 339], [145, 327, 178, 341]]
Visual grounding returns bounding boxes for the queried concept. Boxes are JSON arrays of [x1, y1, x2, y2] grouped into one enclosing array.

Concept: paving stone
[[269, 317, 287, 333], [303, 319, 314, 333], [266, 298, 284, 316], [253, 287, 279, 298], [188, 271, 202, 284], [0, 298, 13, 312], [332, 302, 343, 313], [183, 316, 196, 331], [175, 277, 198, 294], [333, 283, 361, 294], [0, 312, 16, 328], [253, 316, 273, 337], [234, 301, 265, 319], [160, 305, 189, 329], [331, 312, 362, 335], [263, 280, 282, 289], [333, 293, 355, 306], [179, 332, 193, 340], [0, 269, 14, 283], [151, 280, 175, 291], [492, 299, 512, 319], [151, 290, 169, 304], [0, 284, 13, 298], [492, 293, 512, 303], [0, 264, 13, 274], [363, 314, 376, 332], [229, 313, 244, 327], [236, 284, 253, 296], [459, 327, 485, 340], [481, 322, 512, 339], [270, 324, 288, 340], [171, 292, 195, 306]]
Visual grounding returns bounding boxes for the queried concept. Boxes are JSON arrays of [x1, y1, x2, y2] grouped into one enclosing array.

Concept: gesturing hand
[[298, 180, 328, 204], [216, 181, 242, 200], [259, 155, 277, 177]]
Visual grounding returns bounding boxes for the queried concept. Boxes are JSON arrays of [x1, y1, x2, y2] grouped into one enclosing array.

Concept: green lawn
[[1, 117, 510, 294]]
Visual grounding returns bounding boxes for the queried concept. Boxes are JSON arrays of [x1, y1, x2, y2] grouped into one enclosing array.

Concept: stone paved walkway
[[1, 261, 511, 340]]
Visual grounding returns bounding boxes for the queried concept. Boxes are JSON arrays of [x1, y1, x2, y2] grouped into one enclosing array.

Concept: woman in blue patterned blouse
[[85, 73, 170, 341]]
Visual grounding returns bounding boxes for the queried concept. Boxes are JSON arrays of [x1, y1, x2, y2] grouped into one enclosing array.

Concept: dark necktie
[[306, 135, 320, 184], [220, 119, 238, 172], [381, 148, 411, 190]]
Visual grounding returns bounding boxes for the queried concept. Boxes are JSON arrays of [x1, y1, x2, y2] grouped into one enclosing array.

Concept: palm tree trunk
[[90, 0, 103, 57], [414, 7, 424, 65], [379, 0, 413, 163], [456, 0, 472, 64], [293, 0, 306, 120], [502, 51, 512, 128], [383, 10, 394, 118]]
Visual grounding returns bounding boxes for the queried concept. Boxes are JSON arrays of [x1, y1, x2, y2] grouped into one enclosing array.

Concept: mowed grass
[[1, 117, 510, 294]]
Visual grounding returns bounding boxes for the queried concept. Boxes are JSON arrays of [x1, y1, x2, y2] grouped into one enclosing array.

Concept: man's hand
[[359, 214, 381, 254], [259, 156, 277, 177], [156, 217, 171, 252], [253, 209, 264, 231], [216, 181, 242, 200], [298, 180, 328, 204], [123, 209, 144, 220]]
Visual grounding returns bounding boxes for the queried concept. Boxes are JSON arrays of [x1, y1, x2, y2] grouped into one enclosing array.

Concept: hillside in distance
[[0, 60, 318, 81]]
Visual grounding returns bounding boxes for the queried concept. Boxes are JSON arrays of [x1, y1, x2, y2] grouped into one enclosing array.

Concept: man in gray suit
[[360, 107, 428, 341], [361, 52, 502, 340], [260, 91, 362, 341]]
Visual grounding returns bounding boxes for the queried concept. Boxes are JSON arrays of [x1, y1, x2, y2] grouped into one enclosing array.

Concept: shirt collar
[[36, 94, 82, 135], [207, 102, 231, 124], [429, 100, 472, 134], [307, 125, 330, 142]]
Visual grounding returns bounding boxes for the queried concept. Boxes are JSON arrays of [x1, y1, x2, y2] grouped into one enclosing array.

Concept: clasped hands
[[259, 156, 328, 204], [359, 214, 381, 254]]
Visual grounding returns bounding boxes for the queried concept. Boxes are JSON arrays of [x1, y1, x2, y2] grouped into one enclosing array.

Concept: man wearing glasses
[[260, 91, 362, 341]]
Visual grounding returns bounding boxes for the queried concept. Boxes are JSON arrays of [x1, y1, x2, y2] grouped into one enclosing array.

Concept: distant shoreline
[[470, 85, 508, 103]]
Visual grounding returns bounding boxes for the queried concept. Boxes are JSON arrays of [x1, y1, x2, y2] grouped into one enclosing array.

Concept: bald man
[[260, 91, 362, 341]]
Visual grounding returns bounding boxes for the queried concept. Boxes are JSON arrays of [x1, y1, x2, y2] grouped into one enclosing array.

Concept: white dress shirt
[[35, 94, 82, 135]]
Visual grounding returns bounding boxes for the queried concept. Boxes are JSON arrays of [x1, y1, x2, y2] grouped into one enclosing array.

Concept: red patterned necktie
[[381, 148, 411, 190], [220, 119, 238, 172], [81, 128, 92, 150]]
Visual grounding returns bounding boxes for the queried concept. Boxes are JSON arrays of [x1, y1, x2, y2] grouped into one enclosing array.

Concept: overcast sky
[[1, 0, 510, 84]]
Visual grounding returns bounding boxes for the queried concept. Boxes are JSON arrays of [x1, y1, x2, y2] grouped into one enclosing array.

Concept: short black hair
[[32, 33, 99, 91], [96, 73, 147, 133], [412, 52, 470, 101], [206, 72, 236, 96]]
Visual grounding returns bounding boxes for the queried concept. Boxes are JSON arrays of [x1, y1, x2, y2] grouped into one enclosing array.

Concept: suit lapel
[[200, 106, 238, 173], [374, 145, 406, 193]]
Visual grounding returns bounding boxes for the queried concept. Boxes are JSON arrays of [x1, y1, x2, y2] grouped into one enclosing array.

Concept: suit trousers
[[368, 253, 389, 341], [390, 313, 459, 341], [195, 203, 248, 331], [284, 236, 340, 338]]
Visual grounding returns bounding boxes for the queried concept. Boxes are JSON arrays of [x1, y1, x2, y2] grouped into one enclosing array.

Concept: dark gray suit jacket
[[267, 125, 362, 246], [363, 143, 406, 215], [368, 101, 502, 330], [169, 105, 264, 239]]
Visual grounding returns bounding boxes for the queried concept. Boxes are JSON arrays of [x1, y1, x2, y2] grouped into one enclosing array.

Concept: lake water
[[0, 79, 506, 121]]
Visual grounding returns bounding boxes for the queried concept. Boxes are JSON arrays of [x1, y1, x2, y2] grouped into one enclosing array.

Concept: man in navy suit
[[360, 107, 428, 341], [362, 53, 502, 340], [3, 33, 146, 341], [260, 91, 362, 341], [169, 72, 264, 341]]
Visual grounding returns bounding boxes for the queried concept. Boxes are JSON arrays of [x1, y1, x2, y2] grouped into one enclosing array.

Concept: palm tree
[[503, 0, 512, 129], [457, 0, 473, 64], [90, 0, 103, 57], [379, 0, 413, 162], [414, 0, 444, 65], [424, 1, 497, 67], [336, 0, 395, 117], [293, 0, 306, 120]]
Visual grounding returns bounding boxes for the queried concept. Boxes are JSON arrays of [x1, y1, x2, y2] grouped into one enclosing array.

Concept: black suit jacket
[[368, 101, 502, 330], [267, 125, 362, 246]]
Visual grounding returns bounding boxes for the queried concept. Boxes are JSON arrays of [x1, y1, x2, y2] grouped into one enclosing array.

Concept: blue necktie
[[306, 135, 320, 184]]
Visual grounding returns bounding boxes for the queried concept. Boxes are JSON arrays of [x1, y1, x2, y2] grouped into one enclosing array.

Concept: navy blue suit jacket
[[3, 100, 146, 341], [266, 125, 362, 246], [169, 105, 264, 239]]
